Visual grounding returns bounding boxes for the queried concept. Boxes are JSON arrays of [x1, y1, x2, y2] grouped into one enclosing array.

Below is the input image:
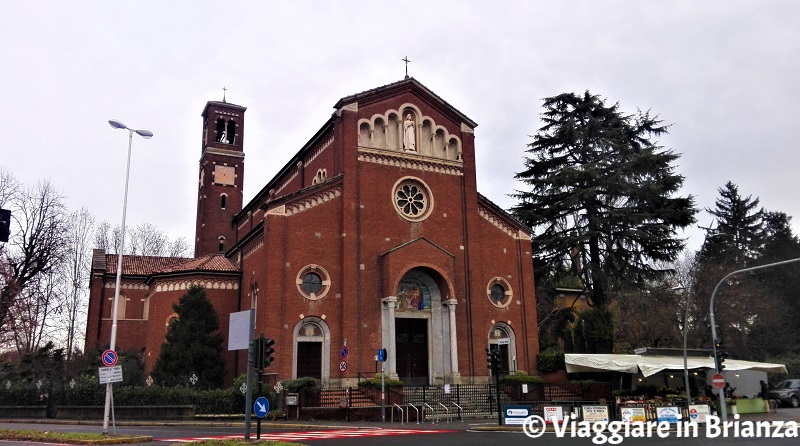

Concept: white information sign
[[98, 366, 123, 384], [228, 310, 251, 351], [582, 405, 610, 422]]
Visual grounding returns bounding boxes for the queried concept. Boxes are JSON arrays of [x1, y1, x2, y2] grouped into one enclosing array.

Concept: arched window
[[220, 193, 227, 209], [218, 236, 225, 253]]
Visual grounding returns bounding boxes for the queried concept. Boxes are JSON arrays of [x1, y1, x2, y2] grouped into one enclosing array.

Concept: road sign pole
[[381, 359, 385, 423], [244, 308, 255, 440]]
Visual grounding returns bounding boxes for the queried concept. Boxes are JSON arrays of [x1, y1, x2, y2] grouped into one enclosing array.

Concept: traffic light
[[0, 209, 10, 243], [486, 347, 501, 374], [262, 338, 275, 368], [714, 339, 727, 372], [253, 336, 276, 369], [716, 351, 728, 372]]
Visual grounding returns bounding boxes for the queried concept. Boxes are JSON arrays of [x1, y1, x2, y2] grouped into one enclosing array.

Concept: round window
[[296, 265, 331, 300], [302, 272, 322, 295], [392, 177, 434, 222], [487, 278, 513, 308]]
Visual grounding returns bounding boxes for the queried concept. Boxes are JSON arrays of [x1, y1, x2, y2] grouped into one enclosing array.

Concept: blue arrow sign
[[254, 396, 269, 418]]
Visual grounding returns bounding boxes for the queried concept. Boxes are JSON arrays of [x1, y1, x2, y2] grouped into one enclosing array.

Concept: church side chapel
[[85, 77, 539, 386]]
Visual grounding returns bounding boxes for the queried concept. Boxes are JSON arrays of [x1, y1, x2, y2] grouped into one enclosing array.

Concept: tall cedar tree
[[512, 91, 696, 308], [152, 285, 225, 388]]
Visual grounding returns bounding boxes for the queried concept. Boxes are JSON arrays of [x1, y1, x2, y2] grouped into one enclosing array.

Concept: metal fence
[[293, 382, 612, 421]]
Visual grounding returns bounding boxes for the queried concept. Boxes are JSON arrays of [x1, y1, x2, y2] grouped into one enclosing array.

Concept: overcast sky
[[2, 1, 798, 253]]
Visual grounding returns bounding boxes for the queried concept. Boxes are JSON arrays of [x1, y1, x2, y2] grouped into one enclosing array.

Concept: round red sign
[[712, 373, 725, 389]]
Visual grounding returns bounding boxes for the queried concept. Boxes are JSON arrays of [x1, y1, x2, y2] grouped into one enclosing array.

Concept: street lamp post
[[102, 120, 152, 434], [708, 256, 800, 422]]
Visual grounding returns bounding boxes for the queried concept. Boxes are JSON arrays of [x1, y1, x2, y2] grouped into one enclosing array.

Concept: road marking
[[157, 428, 455, 442]]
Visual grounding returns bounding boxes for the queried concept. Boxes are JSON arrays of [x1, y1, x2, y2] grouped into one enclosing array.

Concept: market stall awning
[[565, 353, 787, 377]]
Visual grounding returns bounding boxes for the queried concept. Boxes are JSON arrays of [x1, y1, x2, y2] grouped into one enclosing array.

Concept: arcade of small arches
[[358, 104, 463, 161]]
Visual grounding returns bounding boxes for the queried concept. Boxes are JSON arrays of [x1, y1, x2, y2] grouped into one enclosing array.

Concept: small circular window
[[392, 177, 433, 222], [487, 278, 513, 308], [296, 265, 331, 300]]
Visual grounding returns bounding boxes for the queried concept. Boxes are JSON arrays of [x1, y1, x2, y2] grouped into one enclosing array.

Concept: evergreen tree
[[151, 285, 225, 388], [700, 181, 764, 266], [512, 91, 696, 309]]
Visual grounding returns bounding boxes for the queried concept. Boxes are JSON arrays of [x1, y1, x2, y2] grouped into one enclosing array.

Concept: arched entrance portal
[[382, 268, 459, 385]]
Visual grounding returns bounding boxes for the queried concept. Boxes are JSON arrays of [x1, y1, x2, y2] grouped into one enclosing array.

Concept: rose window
[[392, 177, 433, 221]]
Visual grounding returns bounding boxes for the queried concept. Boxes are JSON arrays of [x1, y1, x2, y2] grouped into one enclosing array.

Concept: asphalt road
[[2, 412, 799, 446]]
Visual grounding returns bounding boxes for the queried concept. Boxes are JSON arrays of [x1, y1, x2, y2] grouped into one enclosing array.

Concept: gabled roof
[[334, 77, 478, 129]]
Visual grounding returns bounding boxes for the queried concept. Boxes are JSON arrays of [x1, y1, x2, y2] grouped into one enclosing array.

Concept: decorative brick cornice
[[305, 134, 334, 166], [276, 171, 299, 195], [478, 205, 518, 239], [358, 148, 463, 176], [285, 188, 342, 216], [242, 235, 263, 260], [153, 280, 239, 293], [104, 282, 148, 290]]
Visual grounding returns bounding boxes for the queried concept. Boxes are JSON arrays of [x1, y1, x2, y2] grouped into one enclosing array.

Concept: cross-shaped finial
[[222, 86, 227, 103], [402, 56, 411, 79]]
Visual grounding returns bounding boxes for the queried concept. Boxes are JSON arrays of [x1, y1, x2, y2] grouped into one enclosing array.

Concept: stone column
[[444, 299, 460, 383], [381, 296, 398, 379]]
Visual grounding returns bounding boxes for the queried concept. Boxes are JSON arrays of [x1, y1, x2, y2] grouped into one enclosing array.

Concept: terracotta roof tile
[[157, 254, 238, 274], [106, 254, 190, 276], [105, 254, 238, 276]]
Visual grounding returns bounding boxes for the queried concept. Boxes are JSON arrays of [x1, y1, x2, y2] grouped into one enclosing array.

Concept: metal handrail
[[423, 403, 436, 424], [438, 402, 451, 423], [392, 403, 404, 424], [408, 403, 420, 424], [452, 402, 463, 421]]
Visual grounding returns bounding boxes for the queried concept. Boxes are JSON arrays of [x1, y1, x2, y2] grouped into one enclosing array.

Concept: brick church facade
[[85, 78, 539, 386]]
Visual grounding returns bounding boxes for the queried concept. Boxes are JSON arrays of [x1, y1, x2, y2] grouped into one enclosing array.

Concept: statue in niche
[[403, 114, 416, 152]]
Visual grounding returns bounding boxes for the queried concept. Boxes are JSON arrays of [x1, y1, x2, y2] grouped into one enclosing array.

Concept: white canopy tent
[[565, 353, 787, 377]]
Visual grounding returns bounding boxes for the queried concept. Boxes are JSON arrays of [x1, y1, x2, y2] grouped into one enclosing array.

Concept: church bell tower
[[195, 98, 247, 257]]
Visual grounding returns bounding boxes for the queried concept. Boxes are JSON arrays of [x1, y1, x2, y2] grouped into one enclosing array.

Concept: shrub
[[499, 370, 544, 385], [537, 348, 565, 373], [357, 373, 404, 388], [280, 377, 319, 392]]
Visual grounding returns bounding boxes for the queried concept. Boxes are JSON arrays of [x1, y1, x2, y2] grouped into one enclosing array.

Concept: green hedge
[[499, 370, 544, 385], [357, 373, 404, 388]]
